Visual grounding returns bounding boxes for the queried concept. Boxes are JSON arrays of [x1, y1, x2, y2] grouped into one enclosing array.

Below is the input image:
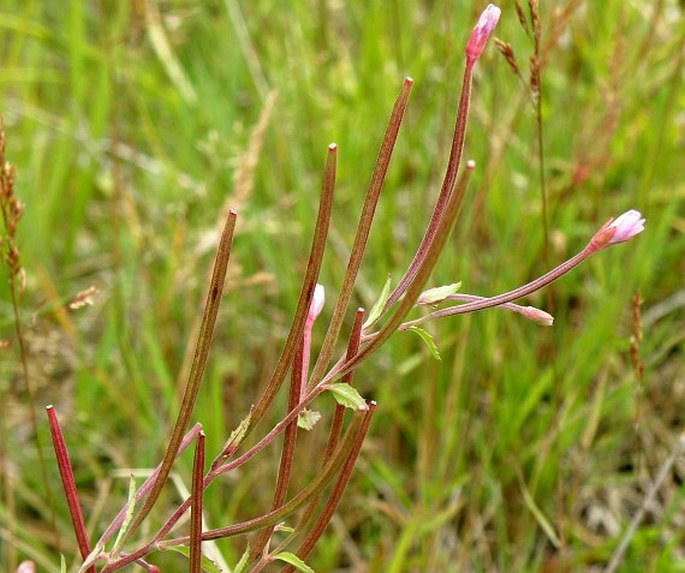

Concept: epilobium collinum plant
[[35, 3, 647, 571]]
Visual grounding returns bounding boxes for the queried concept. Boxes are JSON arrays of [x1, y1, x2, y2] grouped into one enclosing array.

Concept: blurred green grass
[[1, 0, 684, 571]]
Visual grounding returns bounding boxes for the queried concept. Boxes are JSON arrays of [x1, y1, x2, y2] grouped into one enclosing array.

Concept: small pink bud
[[465, 4, 501, 67], [589, 210, 645, 252], [522, 306, 554, 326], [16, 562, 36, 573], [308, 283, 325, 323]]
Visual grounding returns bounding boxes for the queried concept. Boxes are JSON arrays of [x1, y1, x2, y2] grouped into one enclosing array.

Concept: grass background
[[1, 0, 684, 571]]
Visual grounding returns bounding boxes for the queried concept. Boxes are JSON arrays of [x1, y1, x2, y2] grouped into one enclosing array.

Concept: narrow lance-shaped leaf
[[407, 326, 442, 361], [232, 545, 251, 573], [214, 408, 252, 467], [273, 552, 316, 573], [362, 275, 392, 330], [110, 475, 137, 557], [416, 282, 461, 305]]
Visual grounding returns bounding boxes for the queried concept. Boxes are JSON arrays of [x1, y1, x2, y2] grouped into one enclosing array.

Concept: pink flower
[[308, 283, 325, 323], [606, 209, 646, 244], [465, 4, 501, 67], [15, 562, 35, 573], [588, 209, 646, 252]]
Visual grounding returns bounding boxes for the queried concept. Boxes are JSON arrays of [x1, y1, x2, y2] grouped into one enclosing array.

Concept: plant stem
[[95, 423, 202, 549], [46, 406, 96, 573], [324, 162, 475, 384], [280, 402, 377, 572], [248, 144, 337, 432], [189, 431, 205, 573], [125, 210, 237, 543], [384, 63, 474, 311], [173, 407, 374, 545], [249, 338, 306, 560], [307, 78, 413, 391], [104, 406, 372, 570], [398, 246, 591, 328]]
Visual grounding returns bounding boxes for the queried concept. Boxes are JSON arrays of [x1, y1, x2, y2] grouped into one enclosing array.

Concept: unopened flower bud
[[308, 283, 325, 323], [522, 306, 554, 326], [465, 4, 501, 67], [588, 210, 645, 253]]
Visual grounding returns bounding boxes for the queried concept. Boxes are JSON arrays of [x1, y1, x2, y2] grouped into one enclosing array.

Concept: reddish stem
[[45, 406, 96, 573], [307, 78, 413, 391], [247, 145, 337, 434], [96, 423, 202, 548], [324, 307, 364, 461], [249, 339, 306, 559], [399, 247, 592, 328], [189, 431, 205, 573], [383, 64, 474, 311], [281, 402, 376, 572], [125, 210, 237, 542]]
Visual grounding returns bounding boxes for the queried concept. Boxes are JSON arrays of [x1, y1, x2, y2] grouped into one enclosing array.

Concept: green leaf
[[165, 545, 226, 572], [111, 474, 137, 555], [297, 409, 321, 430], [407, 326, 441, 361], [416, 282, 461, 305], [326, 383, 367, 410], [273, 552, 316, 573], [274, 522, 295, 533], [60, 555, 67, 573], [232, 544, 250, 573], [519, 479, 562, 549], [222, 407, 252, 457], [80, 541, 104, 572], [362, 275, 392, 330]]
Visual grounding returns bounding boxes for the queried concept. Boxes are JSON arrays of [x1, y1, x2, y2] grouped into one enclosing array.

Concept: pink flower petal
[[465, 4, 501, 66], [607, 209, 646, 245], [588, 209, 646, 252]]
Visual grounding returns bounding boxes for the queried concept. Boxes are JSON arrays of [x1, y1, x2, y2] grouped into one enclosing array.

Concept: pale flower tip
[[607, 209, 645, 245], [15, 562, 36, 573], [308, 283, 326, 321], [522, 306, 554, 326], [465, 4, 502, 66]]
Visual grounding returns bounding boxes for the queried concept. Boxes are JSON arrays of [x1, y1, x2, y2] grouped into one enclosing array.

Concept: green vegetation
[[1, 1, 683, 571]]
